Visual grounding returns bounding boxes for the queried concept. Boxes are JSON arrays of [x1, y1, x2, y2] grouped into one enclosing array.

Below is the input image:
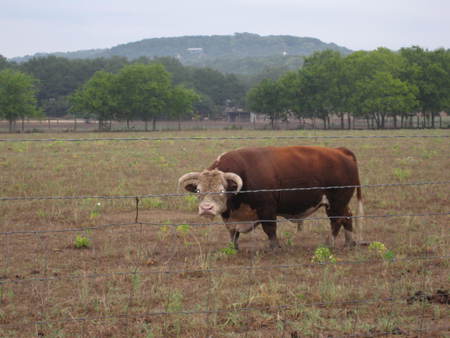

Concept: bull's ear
[[178, 172, 200, 193], [184, 183, 198, 193], [226, 179, 238, 192], [223, 172, 243, 194]]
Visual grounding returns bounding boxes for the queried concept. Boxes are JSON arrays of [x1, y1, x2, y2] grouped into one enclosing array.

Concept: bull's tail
[[355, 183, 364, 243], [340, 147, 364, 242]]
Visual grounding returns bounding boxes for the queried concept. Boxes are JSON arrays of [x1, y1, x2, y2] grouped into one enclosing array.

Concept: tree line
[[1, 46, 449, 131], [0, 55, 247, 131], [247, 47, 450, 129]]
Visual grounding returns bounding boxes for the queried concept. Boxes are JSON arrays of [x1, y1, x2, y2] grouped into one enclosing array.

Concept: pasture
[[0, 129, 449, 337]]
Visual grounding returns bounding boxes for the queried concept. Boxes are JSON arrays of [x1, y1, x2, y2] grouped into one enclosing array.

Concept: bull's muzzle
[[199, 202, 216, 219]]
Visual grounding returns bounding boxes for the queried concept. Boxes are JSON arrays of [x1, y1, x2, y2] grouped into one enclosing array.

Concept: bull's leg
[[326, 220, 341, 248], [261, 221, 280, 249], [341, 207, 356, 247], [228, 230, 240, 250], [326, 205, 356, 247], [296, 220, 304, 232], [257, 208, 280, 249], [326, 205, 344, 248]]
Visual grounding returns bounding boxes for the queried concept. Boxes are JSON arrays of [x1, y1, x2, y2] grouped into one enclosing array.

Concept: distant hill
[[12, 33, 352, 75]]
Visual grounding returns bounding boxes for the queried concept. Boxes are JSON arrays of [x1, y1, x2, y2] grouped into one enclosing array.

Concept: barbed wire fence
[[0, 133, 449, 336], [1, 133, 449, 143]]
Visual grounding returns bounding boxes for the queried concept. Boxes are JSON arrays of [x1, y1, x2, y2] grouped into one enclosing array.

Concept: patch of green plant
[[219, 243, 238, 256], [89, 202, 102, 219], [383, 250, 396, 262], [368, 241, 387, 255], [283, 231, 293, 246], [132, 272, 141, 294], [311, 246, 336, 264], [221, 311, 242, 328], [36, 209, 47, 218], [165, 289, 184, 335], [369, 241, 395, 262], [176, 224, 194, 246], [393, 168, 411, 180], [224, 124, 243, 130], [158, 224, 171, 241], [421, 149, 437, 159], [183, 195, 198, 211], [319, 268, 339, 302], [176, 224, 190, 235], [74, 235, 91, 249], [141, 197, 164, 209]]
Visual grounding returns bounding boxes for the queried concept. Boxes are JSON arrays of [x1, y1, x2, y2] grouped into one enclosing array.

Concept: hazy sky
[[2, 0, 449, 58]]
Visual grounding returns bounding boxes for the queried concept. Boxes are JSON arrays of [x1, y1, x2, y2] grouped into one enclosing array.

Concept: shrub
[[74, 235, 90, 249], [311, 247, 336, 264]]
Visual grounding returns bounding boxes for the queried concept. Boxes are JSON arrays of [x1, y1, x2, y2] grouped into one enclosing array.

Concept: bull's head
[[178, 169, 243, 219]]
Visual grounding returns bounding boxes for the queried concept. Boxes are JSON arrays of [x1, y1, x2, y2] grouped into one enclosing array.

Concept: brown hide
[[209, 146, 361, 220]]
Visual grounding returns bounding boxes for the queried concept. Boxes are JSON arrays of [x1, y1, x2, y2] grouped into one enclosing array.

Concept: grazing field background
[[0, 129, 449, 337]]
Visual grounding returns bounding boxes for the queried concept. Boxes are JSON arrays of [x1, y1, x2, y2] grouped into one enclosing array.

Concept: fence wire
[[1, 211, 448, 235], [1, 296, 448, 336], [0, 133, 449, 143], [1, 180, 449, 202], [1, 254, 447, 286], [0, 296, 409, 328]]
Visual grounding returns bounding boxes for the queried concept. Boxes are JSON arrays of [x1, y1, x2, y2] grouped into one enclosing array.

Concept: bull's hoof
[[269, 240, 281, 250], [344, 240, 357, 248]]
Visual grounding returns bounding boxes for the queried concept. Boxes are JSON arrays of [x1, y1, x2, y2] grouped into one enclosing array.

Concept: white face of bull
[[178, 169, 243, 219]]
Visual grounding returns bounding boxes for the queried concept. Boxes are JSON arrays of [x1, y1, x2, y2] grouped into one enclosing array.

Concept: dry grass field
[[0, 129, 449, 337]]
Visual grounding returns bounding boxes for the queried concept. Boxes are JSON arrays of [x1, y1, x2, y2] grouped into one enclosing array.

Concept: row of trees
[[0, 55, 246, 119], [1, 46, 449, 131], [71, 63, 199, 130], [247, 47, 450, 129]]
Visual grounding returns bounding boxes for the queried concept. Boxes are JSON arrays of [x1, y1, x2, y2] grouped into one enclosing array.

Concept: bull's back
[[219, 146, 358, 187], [214, 146, 360, 214]]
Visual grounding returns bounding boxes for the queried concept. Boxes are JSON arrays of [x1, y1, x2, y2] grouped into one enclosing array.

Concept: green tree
[[296, 50, 346, 129], [70, 71, 118, 130], [115, 63, 171, 130], [167, 85, 200, 129], [20, 55, 129, 117], [400, 47, 450, 128], [0, 69, 40, 132], [246, 78, 286, 129], [0, 55, 11, 71], [344, 48, 411, 128], [356, 71, 418, 128]]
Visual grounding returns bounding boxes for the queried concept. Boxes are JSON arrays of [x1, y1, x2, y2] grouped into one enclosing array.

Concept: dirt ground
[[0, 130, 449, 337]]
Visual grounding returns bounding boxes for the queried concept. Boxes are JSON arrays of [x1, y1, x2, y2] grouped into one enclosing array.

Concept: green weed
[[176, 224, 190, 235], [369, 241, 396, 262], [89, 202, 102, 219], [368, 241, 387, 255], [157, 224, 171, 241], [312, 247, 336, 264], [219, 243, 238, 256], [74, 235, 91, 249], [183, 195, 198, 211], [142, 197, 164, 209], [283, 231, 293, 246], [393, 168, 411, 180]]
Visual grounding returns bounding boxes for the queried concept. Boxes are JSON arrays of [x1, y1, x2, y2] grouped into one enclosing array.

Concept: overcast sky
[[2, 0, 449, 59]]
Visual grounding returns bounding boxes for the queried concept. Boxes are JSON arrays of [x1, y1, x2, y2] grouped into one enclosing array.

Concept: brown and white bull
[[178, 146, 364, 250]]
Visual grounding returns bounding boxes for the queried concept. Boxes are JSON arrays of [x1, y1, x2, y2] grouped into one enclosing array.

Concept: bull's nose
[[200, 203, 214, 212]]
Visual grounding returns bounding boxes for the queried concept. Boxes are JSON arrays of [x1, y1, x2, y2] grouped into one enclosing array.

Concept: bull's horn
[[223, 172, 243, 193], [178, 172, 200, 192]]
